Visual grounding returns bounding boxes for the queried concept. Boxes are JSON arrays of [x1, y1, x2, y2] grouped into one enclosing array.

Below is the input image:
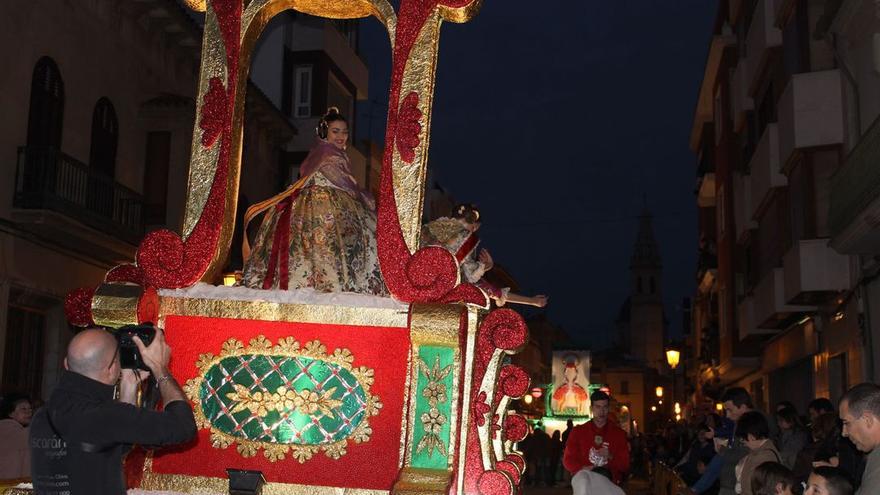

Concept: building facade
[[689, 0, 865, 414], [0, 0, 296, 399]]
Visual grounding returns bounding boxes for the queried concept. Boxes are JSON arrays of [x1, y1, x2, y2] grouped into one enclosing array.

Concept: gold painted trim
[[142, 470, 389, 495], [183, 7, 227, 239], [91, 283, 143, 328], [392, 12, 443, 252], [404, 342, 420, 467], [455, 306, 481, 495], [476, 348, 504, 470], [492, 396, 511, 463], [159, 296, 409, 327], [446, 346, 461, 470], [405, 304, 463, 470], [409, 304, 462, 346], [391, 467, 452, 495], [438, 0, 483, 24]]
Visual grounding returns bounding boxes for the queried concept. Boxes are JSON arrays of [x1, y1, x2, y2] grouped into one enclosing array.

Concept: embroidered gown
[[241, 141, 386, 295], [420, 217, 509, 303]]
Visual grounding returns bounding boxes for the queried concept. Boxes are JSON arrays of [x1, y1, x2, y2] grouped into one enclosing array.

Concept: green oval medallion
[[199, 354, 368, 445]]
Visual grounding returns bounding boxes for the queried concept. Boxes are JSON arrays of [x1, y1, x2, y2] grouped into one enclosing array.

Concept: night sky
[[357, 1, 717, 348]]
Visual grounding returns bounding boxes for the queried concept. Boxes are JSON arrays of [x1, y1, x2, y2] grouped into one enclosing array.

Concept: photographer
[[30, 326, 197, 494]]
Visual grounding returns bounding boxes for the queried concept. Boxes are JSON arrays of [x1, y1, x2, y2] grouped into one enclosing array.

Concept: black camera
[[114, 323, 156, 371]]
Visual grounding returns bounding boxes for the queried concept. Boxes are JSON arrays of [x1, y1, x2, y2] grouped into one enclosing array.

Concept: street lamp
[[666, 349, 680, 370], [655, 386, 664, 398], [666, 347, 680, 411]]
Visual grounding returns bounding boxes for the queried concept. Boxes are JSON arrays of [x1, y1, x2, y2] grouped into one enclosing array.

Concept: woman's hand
[[478, 249, 493, 271]]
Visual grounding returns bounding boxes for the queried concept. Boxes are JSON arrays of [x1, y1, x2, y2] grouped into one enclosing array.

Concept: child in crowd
[[804, 466, 853, 495], [751, 461, 798, 495]]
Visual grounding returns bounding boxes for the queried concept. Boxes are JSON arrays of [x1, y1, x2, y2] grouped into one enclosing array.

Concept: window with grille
[[89, 97, 119, 178], [2, 300, 46, 399], [144, 131, 171, 225], [294, 66, 312, 118], [26, 56, 65, 149]]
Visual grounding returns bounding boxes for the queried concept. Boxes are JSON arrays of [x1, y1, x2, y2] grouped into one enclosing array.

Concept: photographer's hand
[[119, 369, 150, 405], [133, 329, 187, 406]]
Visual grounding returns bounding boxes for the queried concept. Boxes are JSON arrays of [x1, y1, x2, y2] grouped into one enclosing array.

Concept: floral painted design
[[416, 355, 453, 458]]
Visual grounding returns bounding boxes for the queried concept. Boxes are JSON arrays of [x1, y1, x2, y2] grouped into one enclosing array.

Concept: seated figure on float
[[421, 204, 548, 307], [240, 107, 386, 295]]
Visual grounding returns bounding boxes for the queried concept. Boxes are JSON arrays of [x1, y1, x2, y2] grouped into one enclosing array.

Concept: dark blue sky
[[358, 1, 717, 348]]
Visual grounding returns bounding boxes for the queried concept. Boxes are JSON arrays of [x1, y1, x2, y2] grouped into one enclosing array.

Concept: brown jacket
[[737, 439, 780, 495]]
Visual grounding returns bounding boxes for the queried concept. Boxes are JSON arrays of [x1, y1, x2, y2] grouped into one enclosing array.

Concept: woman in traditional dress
[[421, 204, 548, 307], [241, 108, 386, 295], [551, 355, 589, 416]]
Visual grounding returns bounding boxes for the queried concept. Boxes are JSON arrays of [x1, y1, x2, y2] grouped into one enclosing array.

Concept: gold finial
[[182, 0, 206, 13]]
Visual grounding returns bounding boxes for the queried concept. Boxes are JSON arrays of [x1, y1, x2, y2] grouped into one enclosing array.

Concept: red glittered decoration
[[498, 365, 529, 399], [106, 264, 146, 285], [64, 287, 96, 327], [475, 309, 528, 372], [395, 92, 422, 163], [440, 283, 489, 306], [377, 0, 489, 305], [472, 390, 490, 427], [405, 246, 457, 290], [462, 308, 529, 494], [490, 414, 501, 439], [503, 415, 528, 443], [505, 453, 526, 474], [134, 0, 241, 289], [149, 315, 410, 489], [137, 229, 186, 286], [123, 446, 148, 489], [199, 77, 229, 147], [477, 470, 512, 495], [137, 286, 159, 324], [494, 460, 521, 486]]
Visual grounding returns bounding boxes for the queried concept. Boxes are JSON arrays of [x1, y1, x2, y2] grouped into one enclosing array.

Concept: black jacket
[[30, 371, 197, 495]]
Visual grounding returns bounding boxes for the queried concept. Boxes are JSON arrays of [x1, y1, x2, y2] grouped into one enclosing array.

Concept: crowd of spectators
[[640, 384, 880, 495]]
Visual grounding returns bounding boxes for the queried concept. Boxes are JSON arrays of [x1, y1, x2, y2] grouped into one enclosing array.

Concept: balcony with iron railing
[[830, 116, 880, 253], [14, 147, 145, 245]]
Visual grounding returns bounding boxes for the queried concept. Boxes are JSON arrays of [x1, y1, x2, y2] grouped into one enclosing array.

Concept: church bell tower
[[627, 202, 666, 368]]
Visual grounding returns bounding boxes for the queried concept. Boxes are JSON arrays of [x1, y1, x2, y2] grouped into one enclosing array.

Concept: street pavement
[[522, 478, 651, 495]]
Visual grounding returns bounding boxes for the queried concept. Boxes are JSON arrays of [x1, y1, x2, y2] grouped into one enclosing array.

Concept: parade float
[[63, 0, 531, 494]]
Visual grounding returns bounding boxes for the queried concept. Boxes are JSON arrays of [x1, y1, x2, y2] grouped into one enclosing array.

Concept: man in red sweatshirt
[[563, 390, 630, 488]]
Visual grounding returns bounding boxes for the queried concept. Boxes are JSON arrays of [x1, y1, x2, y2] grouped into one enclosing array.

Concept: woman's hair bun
[[453, 203, 480, 223]]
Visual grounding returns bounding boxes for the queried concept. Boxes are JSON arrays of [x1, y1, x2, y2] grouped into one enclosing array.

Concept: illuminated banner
[[550, 350, 591, 416]]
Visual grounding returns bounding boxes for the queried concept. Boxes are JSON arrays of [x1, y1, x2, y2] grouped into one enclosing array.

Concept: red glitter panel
[[477, 470, 512, 495], [498, 365, 529, 399], [199, 77, 229, 147], [64, 287, 96, 327], [106, 264, 146, 285], [494, 460, 520, 486], [395, 92, 422, 163], [503, 415, 528, 443], [135, 0, 242, 289], [150, 315, 410, 489], [137, 287, 160, 324], [504, 453, 525, 474]]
